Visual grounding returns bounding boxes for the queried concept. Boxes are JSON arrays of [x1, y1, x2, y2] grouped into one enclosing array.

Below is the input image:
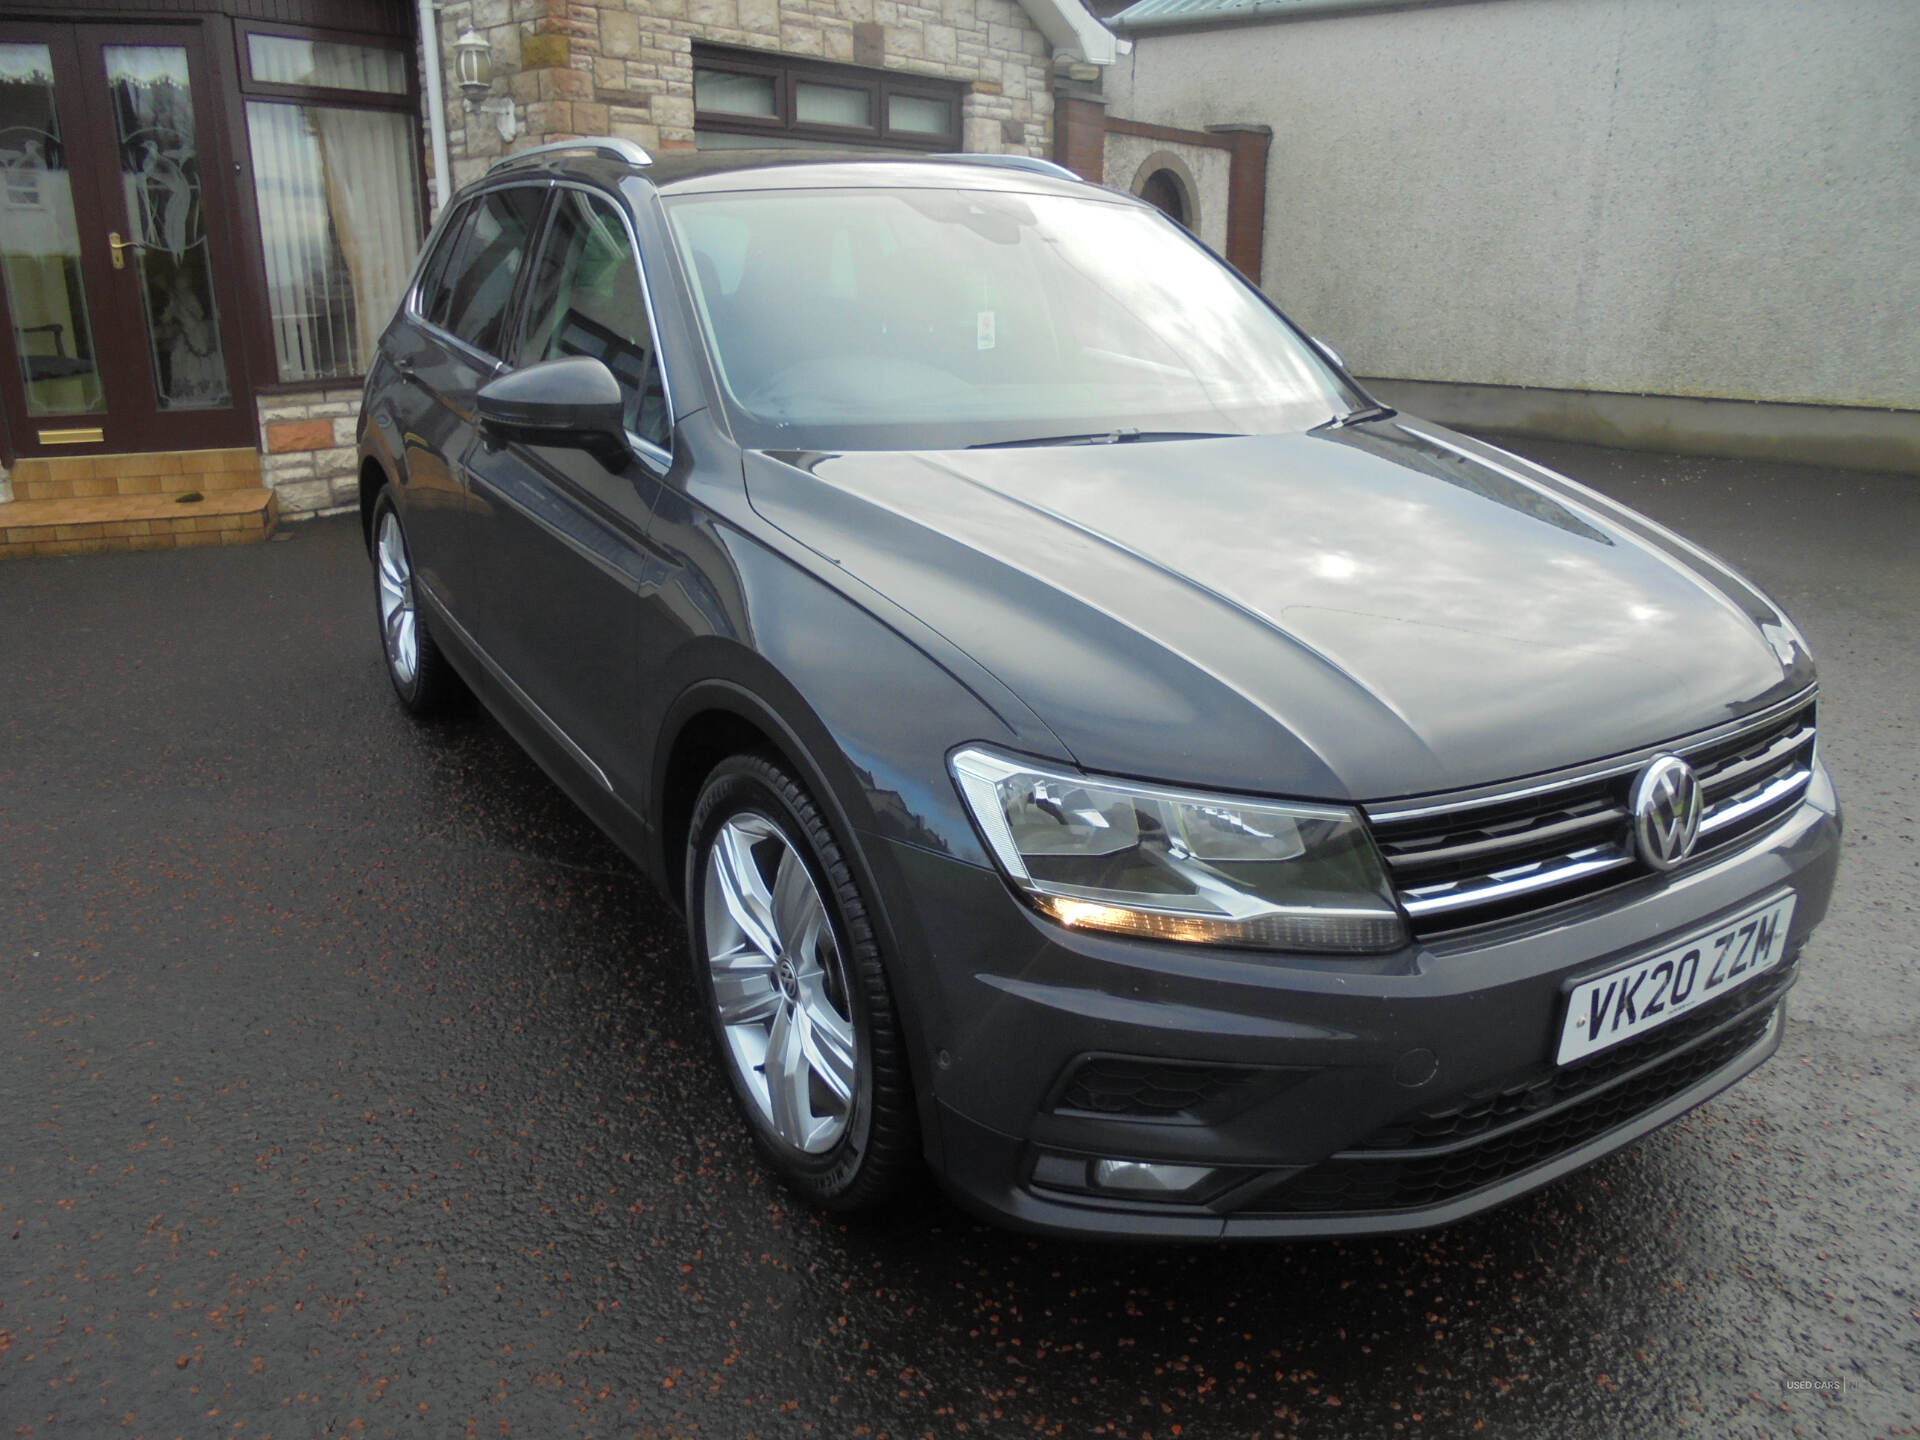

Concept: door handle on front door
[[107, 232, 141, 270]]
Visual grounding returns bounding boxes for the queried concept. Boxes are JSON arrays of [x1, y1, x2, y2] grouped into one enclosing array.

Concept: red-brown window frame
[[234, 21, 420, 113], [692, 45, 964, 152], [231, 19, 429, 388]]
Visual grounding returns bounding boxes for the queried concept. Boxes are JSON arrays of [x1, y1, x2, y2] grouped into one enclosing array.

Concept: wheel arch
[[359, 455, 389, 550], [357, 408, 407, 552], [649, 660, 956, 1147], [650, 665, 878, 908]]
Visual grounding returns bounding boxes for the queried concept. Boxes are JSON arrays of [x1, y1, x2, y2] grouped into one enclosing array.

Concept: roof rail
[[488, 137, 654, 174], [930, 153, 1081, 181]]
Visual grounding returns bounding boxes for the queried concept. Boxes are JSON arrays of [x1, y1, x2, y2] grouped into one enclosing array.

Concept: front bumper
[[881, 764, 1841, 1240]]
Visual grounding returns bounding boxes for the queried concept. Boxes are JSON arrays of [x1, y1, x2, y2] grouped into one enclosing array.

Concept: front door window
[[518, 189, 671, 451], [0, 41, 105, 417], [101, 44, 228, 411]]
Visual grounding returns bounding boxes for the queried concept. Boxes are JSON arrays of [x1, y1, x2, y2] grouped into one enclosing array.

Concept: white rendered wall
[[1106, 0, 1920, 410], [1103, 131, 1232, 255]]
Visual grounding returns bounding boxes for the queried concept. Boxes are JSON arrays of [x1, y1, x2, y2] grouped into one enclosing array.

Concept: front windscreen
[[662, 185, 1358, 450]]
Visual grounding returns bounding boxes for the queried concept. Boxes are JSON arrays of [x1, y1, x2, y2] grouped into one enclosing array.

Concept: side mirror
[[476, 355, 625, 451], [1310, 335, 1348, 372]]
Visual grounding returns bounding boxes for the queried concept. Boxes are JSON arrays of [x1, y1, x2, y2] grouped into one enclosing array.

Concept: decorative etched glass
[[103, 45, 229, 410], [0, 42, 106, 415]]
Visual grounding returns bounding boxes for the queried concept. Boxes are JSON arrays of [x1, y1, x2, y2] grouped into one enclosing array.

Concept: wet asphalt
[[1, 436, 1915, 1440]]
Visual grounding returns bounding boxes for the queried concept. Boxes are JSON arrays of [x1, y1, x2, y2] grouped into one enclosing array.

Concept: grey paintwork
[[355, 149, 1841, 1238], [742, 421, 1812, 802]]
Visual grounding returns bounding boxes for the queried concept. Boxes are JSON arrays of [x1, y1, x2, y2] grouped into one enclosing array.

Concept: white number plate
[[1557, 894, 1796, 1065]]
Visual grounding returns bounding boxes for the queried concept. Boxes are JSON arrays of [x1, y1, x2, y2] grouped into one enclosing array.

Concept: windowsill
[[255, 377, 366, 396]]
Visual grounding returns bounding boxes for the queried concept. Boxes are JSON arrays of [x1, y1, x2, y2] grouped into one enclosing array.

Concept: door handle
[[108, 231, 142, 270]]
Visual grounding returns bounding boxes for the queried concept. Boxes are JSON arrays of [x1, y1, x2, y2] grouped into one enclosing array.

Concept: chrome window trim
[[1364, 684, 1818, 823], [627, 433, 674, 472], [411, 317, 508, 377]]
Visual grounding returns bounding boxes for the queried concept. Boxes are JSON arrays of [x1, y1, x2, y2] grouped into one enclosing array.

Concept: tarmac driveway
[[1, 437, 1914, 1439]]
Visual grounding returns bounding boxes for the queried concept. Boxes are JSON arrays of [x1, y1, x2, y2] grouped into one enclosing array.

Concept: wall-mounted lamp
[[452, 27, 516, 142], [453, 28, 493, 105]]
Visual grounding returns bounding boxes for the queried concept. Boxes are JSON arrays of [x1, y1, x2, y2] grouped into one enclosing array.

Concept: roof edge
[[1114, 0, 1470, 37], [1015, 0, 1127, 62]]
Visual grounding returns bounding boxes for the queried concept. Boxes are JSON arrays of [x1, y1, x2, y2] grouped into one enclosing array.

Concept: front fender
[[646, 553, 1052, 1156]]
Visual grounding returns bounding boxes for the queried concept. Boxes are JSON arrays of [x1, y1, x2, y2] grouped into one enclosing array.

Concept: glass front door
[[0, 21, 251, 458]]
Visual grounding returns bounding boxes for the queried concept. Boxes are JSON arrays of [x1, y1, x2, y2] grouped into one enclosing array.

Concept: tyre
[[686, 752, 918, 1210], [370, 489, 462, 716]]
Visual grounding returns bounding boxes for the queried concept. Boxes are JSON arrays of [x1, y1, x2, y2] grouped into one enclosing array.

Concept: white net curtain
[[245, 35, 420, 382]]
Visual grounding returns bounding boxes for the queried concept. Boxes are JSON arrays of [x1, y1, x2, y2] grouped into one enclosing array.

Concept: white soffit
[[1015, 0, 1127, 64]]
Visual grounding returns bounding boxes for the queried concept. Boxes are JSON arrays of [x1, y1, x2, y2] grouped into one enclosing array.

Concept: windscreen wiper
[[1319, 404, 1397, 430], [970, 428, 1239, 449]]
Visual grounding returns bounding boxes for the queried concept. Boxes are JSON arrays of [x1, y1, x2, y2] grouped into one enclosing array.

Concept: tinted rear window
[[415, 200, 474, 330], [435, 186, 546, 358]]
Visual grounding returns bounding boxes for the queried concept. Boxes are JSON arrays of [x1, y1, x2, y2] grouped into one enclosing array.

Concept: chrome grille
[[1367, 694, 1817, 935]]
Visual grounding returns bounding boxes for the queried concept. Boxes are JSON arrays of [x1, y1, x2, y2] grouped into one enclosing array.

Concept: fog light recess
[[1030, 1150, 1221, 1201], [1093, 1159, 1216, 1195]]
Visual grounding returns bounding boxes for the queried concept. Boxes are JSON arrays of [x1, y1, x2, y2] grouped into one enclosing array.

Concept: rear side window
[[433, 186, 547, 358], [414, 200, 474, 329], [517, 189, 671, 450]]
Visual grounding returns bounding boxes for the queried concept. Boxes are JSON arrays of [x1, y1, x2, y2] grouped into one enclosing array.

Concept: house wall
[[259, 389, 370, 519], [1106, 0, 1920, 416], [434, 0, 1056, 191]]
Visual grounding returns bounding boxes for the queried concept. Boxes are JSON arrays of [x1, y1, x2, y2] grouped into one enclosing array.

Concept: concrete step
[[10, 447, 262, 503], [0, 488, 278, 559]]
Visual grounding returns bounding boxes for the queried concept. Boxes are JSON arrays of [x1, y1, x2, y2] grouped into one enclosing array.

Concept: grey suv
[[356, 140, 1840, 1238]]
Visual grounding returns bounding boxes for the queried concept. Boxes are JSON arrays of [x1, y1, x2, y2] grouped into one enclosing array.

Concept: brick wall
[[435, 0, 1056, 187], [258, 389, 366, 521]]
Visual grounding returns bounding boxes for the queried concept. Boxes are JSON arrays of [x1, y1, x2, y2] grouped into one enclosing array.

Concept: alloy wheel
[[702, 813, 860, 1154], [375, 510, 419, 685]]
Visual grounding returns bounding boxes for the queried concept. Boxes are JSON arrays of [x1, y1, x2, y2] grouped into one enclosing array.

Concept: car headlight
[[949, 747, 1407, 953]]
